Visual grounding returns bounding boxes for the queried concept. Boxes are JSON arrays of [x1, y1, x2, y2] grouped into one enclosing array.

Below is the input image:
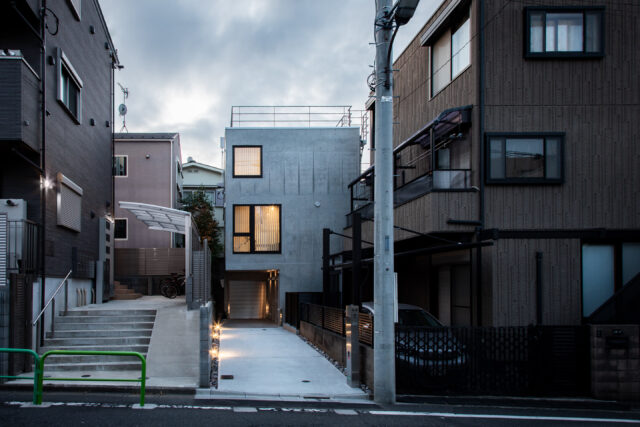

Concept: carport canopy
[[119, 201, 190, 234], [118, 201, 194, 281]]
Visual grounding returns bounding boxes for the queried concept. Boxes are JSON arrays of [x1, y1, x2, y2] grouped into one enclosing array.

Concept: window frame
[[485, 132, 565, 185], [524, 6, 605, 58], [113, 155, 128, 177], [581, 240, 640, 319], [430, 8, 471, 98], [114, 218, 128, 240], [56, 48, 83, 123], [232, 145, 263, 178], [232, 204, 281, 254]]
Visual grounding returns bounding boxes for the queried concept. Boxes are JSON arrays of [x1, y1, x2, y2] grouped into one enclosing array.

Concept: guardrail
[[0, 348, 41, 404], [38, 350, 147, 406], [0, 348, 147, 406]]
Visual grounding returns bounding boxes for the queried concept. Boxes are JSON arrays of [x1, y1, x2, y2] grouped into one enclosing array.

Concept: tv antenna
[[117, 82, 129, 132]]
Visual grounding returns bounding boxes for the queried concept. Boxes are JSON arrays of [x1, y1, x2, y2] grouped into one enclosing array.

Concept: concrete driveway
[[211, 321, 367, 400]]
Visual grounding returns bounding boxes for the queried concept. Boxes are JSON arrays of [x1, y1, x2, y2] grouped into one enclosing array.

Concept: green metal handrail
[[38, 350, 146, 406], [0, 348, 41, 404]]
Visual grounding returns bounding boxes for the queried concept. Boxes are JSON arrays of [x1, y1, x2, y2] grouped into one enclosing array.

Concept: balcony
[[0, 50, 40, 152]]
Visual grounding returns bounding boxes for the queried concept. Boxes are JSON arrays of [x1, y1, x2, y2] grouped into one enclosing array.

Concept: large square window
[[233, 146, 262, 177], [114, 218, 128, 240], [525, 7, 604, 57], [487, 134, 563, 184], [233, 205, 280, 253]]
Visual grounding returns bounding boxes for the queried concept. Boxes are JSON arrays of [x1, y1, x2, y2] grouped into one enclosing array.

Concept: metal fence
[[395, 325, 590, 397], [7, 220, 39, 275], [299, 302, 372, 346]]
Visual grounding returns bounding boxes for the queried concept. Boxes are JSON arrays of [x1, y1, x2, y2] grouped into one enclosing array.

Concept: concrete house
[[339, 0, 640, 327], [0, 0, 118, 370], [224, 120, 361, 322]]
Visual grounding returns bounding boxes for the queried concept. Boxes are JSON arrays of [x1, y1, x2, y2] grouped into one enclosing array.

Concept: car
[[360, 302, 467, 376]]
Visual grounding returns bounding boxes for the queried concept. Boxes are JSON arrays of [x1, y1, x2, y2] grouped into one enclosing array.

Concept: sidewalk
[[197, 320, 368, 401], [5, 296, 199, 391]]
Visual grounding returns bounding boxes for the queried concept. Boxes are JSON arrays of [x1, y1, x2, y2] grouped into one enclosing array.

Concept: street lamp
[[372, 0, 420, 405]]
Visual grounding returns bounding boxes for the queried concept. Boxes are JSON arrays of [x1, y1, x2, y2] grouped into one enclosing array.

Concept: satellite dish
[[118, 104, 127, 116]]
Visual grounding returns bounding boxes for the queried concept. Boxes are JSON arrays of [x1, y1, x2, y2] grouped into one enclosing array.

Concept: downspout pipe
[[39, 0, 48, 348], [476, 0, 486, 326]]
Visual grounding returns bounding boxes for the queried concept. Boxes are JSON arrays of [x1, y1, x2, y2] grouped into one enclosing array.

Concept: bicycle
[[160, 273, 185, 299]]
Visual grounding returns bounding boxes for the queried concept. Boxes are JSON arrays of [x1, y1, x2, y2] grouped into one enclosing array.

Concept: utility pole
[[373, 0, 396, 404], [372, 0, 420, 404]]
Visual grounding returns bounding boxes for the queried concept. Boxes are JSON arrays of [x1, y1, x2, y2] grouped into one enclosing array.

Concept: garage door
[[228, 281, 266, 319]]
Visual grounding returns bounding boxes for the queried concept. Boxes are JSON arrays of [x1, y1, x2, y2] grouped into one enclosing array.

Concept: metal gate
[[228, 281, 266, 319]]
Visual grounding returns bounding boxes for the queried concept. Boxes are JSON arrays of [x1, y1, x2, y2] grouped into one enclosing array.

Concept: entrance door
[[228, 280, 266, 319]]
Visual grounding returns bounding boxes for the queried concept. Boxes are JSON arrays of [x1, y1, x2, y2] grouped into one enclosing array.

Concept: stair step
[[54, 322, 155, 331], [41, 344, 149, 353], [47, 329, 152, 339], [111, 294, 143, 300], [64, 309, 156, 316], [43, 362, 144, 372], [56, 315, 156, 323], [114, 288, 136, 294], [44, 337, 151, 347], [43, 354, 147, 364]]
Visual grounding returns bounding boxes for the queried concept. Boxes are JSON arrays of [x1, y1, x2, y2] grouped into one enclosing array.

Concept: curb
[[396, 394, 634, 411], [0, 382, 197, 395]]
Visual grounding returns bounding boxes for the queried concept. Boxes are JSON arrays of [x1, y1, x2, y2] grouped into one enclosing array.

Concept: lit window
[[114, 218, 127, 240], [526, 7, 604, 57], [56, 48, 83, 122], [487, 134, 563, 184], [233, 205, 280, 253], [113, 155, 127, 176], [233, 146, 262, 177]]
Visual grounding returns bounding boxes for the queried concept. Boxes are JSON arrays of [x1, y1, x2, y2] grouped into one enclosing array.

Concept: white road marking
[[368, 411, 640, 424], [233, 406, 257, 412], [335, 409, 358, 415]]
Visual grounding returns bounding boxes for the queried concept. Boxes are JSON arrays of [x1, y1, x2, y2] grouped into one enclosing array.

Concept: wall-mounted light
[[41, 177, 54, 190], [145, 154, 151, 159]]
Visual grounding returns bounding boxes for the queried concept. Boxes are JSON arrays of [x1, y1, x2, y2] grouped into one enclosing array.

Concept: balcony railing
[[347, 169, 472, 226]]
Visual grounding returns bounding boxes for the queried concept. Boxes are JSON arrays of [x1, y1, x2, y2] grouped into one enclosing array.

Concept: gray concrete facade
[[224, 127, 360, 315]]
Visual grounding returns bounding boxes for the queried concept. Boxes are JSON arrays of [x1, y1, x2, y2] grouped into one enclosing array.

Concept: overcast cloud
[[101, 0, 441, 168]]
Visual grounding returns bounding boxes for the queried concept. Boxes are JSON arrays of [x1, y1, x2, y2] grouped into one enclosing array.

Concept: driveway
[[213, 321, 367, 400]]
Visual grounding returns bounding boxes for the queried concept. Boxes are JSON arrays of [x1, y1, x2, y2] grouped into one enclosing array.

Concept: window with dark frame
[[233, 146, 262, 177], [113, 156, 127, 176], [57, 48, 83, 122], [114, 219, 127, 240], [486, 134, 563, 183], [525, 7, 604, 57], [233, 204, 280, 253]]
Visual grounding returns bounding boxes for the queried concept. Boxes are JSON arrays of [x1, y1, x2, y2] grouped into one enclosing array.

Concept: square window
[[113, 155, 127, 176], [486, 134, 563, 184], [114, 218, 127, 240], [430, 11, 470, 97], [233, 205, 280, 253], [525, 7, 604, 58], [233, 146, 262, 177]]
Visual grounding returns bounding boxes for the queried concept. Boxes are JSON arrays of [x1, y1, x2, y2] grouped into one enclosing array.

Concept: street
[[1, 390, 639, 426]]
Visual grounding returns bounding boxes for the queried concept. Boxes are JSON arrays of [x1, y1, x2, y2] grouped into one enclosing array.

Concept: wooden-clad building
[[340, 0, 640, 326]]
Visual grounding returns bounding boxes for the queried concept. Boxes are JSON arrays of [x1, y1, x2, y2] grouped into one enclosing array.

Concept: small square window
[[113, 155, 127, 176], [486, 134, 563, 184], [114, 218, 127, 240], [525, 7, 604, 58], [233, 146, 262, 177]]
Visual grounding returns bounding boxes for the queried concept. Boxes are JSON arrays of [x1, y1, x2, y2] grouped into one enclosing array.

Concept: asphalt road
[[1, 390, 639, 426]]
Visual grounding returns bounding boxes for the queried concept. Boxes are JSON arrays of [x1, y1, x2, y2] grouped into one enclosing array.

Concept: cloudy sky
[[100, 0, 441, 169]]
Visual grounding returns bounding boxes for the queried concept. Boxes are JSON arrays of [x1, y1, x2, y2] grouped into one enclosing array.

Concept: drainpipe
[[38, 0, 48, 348], [475, 0, 486, 326]]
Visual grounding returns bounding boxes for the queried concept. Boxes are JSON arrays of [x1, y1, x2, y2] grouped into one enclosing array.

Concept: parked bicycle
[[160, 272, 185, 299]]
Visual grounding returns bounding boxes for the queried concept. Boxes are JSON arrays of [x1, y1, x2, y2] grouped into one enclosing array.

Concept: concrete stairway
[[42, 309, 156, 371], [112, 281, 143, 300]]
